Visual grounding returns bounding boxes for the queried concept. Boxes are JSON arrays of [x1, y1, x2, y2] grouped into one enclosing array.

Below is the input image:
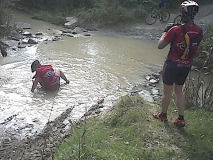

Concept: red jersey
[[164, 23, 203, 66], [35, 65, 60, 90]]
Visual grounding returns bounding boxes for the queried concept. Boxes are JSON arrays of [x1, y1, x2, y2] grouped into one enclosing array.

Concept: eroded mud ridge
[[0, 107, 74, 160], [0, 100, 105, 160]]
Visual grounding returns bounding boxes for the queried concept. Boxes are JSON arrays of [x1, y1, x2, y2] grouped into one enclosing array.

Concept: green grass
[[53, 95, 213, 160]]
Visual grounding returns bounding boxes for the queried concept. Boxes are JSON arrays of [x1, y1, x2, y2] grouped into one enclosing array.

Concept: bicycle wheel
[[174, 15, 182, 25], [198, 23, 208, 35], [162, 11, 170, 23], [145, 11, 157, 25]]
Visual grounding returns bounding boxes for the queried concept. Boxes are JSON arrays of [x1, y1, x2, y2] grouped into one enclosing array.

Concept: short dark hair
[[31, 60, 40, 72]]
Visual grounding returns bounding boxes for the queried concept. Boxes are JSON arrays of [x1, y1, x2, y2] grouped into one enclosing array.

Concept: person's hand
[[163, 23, 175, 32], [66, 80, 70, 84]]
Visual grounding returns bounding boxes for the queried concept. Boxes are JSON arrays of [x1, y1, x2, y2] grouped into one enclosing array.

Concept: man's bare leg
[[55, 69, 69, 84]]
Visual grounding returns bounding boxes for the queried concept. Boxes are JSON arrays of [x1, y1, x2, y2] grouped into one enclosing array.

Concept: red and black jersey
[[164, 23, 203, 66], [35, 65, 60, 90]]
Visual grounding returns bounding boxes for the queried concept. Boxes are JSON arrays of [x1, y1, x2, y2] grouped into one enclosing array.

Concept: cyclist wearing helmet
[[158, 0, 169, 19], [158, 0, 169, 9], [153, 1, 203, 127]]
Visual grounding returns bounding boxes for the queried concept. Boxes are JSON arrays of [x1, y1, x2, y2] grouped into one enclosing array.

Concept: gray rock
[[22, 31, 32, 37], [64, 17, 78, 29], [14, 22, 31, 29], [138, 90, 154, 102], [28, 38, 38, 44], [72, 27, 84, 34]]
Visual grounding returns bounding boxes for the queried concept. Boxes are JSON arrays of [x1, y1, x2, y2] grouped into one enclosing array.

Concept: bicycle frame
[[145, 7, 170, 25]]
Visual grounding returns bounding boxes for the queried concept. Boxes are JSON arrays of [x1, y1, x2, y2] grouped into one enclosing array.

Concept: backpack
[[179, 24, 202, 60]]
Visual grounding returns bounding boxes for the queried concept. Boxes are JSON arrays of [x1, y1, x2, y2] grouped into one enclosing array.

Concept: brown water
[[0, 11, 168, 141]]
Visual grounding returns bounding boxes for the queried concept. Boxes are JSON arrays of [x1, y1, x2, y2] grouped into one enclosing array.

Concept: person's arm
[[158, 22, 176, 49], [158, 32, 169, 49], [31, 78, 39, 92]]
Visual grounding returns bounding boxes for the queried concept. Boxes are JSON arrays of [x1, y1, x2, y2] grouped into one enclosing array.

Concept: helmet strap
[[182, 14, 194, 25]]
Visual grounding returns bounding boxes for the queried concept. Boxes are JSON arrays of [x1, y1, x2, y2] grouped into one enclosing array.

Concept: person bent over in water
[[31, 60, 69, 92]]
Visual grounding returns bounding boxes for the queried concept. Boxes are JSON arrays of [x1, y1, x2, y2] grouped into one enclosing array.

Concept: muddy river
[[0, 11, 168, 142]]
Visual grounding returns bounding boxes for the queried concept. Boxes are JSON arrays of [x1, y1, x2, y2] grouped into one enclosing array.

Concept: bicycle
[[173, 15, 182, 25], [173, 15, 208, 35], [145, 7, 170, 25]]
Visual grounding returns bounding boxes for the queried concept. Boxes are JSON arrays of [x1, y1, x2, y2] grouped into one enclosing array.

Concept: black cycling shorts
[[162, 59, 191, 85]]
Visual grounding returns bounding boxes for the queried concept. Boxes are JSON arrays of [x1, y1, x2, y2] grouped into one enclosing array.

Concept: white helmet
[[179, 0, 199, 16]]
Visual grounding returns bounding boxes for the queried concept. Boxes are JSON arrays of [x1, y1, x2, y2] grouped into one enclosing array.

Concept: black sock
[[178, 115, 184, 120], [160, 112, 167, 117]]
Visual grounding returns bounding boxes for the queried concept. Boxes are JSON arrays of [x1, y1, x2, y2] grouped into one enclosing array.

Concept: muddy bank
[[0, 107, 73, 160], [0, 100, 106, 160]]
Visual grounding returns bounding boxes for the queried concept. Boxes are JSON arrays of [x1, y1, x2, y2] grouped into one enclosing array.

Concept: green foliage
[[184, 27, 213, 111], [116, 7, 136, 22], [53, 95, 213, 160], [0, 0, 15, 37], [15, 0, 213, 25], [31, 11, 67, 25], [184, 71, 213, 110], [76, 4, 137, 24], [17, 0, 95, 11], [199, 27, 213, 51], [16, 0, 213, 11], [0, 0, 12, 25], [196, 26, 213, 72]]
